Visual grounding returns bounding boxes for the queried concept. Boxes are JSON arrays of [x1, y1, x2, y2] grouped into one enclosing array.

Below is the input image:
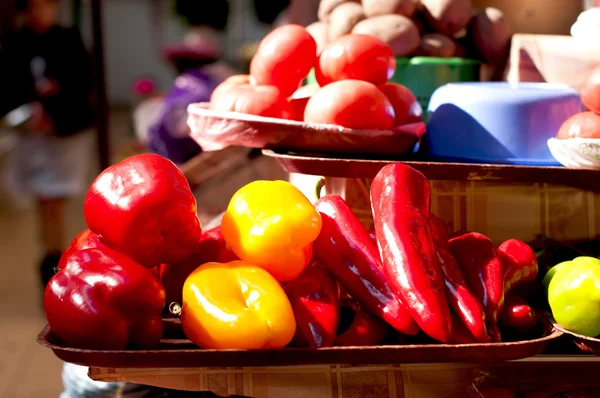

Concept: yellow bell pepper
[[221, 180, 322, 281], [181, 261, 296, 349]]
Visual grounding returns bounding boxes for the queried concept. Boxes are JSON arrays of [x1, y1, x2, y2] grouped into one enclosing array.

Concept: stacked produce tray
[[37, 316, 561, 369], [262, 150, 600, 191]]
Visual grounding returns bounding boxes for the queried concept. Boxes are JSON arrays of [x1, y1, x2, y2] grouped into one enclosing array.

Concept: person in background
[[0, 0, 95, 290], [262, 0, 319, 28], [145, 0, 236, 165], [147, 0, 318, 168]]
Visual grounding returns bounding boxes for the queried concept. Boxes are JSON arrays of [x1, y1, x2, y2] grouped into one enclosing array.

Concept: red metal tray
[[187, 103, 425, 156], [262, 150, 600, 191], [37, 316, 562, 369]]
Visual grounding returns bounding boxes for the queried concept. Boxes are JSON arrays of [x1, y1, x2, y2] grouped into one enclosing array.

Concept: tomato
[[290, 83, 320, 100], [304, 80, 395, 130], [210, 84, 294, 120], [378, 83, 422, 126], [316, 34, 396, 87], [250, 25, 317, 98], [289, 83, 320, 121], [210, 74, 251, 103], [556, 111, 600, 139], [581, 65, 600, 114]]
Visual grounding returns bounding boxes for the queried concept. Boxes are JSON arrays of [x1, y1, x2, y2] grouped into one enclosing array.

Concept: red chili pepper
[[160, 226, 239, 304], [370, 164, 452, 343], [498, 239, 539, 296], [429, 213, 450, 241], [314, 195, 419, 335], [488, 321, 502, 342], [339, 286, 353, 301], [450, 312, 477, 344], [429, 214, 490, 343], [448, 232, 504, 342], [368, 230, 377, 245], [44, 247, 166, 350], [284, 261, 340, 348], [500, 294, 537, 333], [335, 300, 390, 346], [84, 154, 203, 268]]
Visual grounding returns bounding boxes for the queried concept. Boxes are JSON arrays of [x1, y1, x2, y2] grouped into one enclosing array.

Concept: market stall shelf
[[262, 150, 600, 191], [37, 316, 561, 369]]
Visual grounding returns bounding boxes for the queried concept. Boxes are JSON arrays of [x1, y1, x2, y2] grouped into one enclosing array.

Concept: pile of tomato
[[209, 24, 422, 131], [557, 65, 600, 140]]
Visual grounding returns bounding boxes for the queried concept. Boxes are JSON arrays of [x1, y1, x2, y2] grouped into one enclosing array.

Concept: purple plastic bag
[[148, 68, 220, 164]]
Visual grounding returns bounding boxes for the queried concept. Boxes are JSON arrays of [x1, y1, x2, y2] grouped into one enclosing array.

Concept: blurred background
[[0, 1, 303, 396], [0, 0, 594, 396]]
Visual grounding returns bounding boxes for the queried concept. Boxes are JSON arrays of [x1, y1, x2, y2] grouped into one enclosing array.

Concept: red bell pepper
[[60, 228, 165, 278], [58, 229, 107, 270], [44, 247, 166, 350], [284, 261, 340, 348], [84, 154, 202, 269], [448, 232, 504, 341], [335, 300, 390, 346], [498, 239, 539, 296], [370, 164, 452, 343], [314, 195, 419, 335], [160, 226, 239, 304], [500, 294, 537, 333], [151, 265, 163, 278], [429, 214, 490, 343]]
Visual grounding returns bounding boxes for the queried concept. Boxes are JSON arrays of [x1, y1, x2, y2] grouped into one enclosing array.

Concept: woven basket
[[319, 177, 600, 245]]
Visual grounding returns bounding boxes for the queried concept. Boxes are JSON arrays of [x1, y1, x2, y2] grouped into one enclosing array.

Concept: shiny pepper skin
[[58, 229, 107, 270], [84, 154, 202, 268], [181, 261, 296, 349], [370, 163, 453, 343], [450, 312, 477, 344], [429, 214, 490, 343], [449, 232, 504, 342], [500, 294, 537, 333], [314, 194, 418, 335], [548, 256, 600, 337], [45, 248, 166, 350], [221, 180, 322, 281], [160, 226, 239, 304], [498, 239, 539, 296], [284, 261, 340, 348], [335, 300, 390, 347]]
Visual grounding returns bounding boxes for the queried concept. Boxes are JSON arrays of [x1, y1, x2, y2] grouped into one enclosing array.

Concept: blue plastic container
[[425, 82, 584, 165]]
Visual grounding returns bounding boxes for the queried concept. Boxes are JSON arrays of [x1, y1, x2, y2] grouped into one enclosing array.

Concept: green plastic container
[[392, 57, 480, 111], [306, 57, 481, 116]]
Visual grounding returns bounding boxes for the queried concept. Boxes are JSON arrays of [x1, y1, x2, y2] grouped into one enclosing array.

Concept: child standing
[[0, 0, 95, 289]]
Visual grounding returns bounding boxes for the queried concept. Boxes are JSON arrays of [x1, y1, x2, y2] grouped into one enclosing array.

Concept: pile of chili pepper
[[44, 155, 539, 350]]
